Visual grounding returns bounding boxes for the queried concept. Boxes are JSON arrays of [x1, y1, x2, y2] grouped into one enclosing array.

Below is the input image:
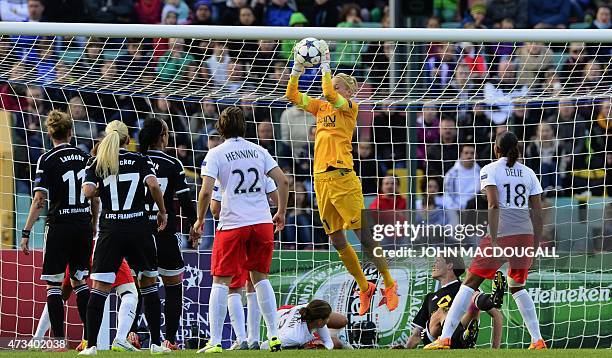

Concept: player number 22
[[232, 168, 261, 194]]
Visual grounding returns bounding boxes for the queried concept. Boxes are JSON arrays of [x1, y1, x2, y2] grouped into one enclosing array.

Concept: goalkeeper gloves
[[291, 61, 304, 77], [318, 39, 331, 74]]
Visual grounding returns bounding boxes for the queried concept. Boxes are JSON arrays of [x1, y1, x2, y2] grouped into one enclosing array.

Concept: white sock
[[227, 293, 247, 343], [116, 293, 138, 341], [513, 289, 543, 342], [34, 304, 50, 339], [209, 283, 229, 345], [254, 280, 278, 339], [246, 292, 261, 345], [440, 285, 475, 339]]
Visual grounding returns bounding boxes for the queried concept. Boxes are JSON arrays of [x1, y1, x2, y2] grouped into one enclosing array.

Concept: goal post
[[0, 22, 610, 349]]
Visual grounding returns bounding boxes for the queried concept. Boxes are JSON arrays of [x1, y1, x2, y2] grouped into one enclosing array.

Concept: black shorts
[[41, 222, 92, 283], [421, 322, 467, 349], [154, 231, 184, 276], [91, 225, 157, 284]]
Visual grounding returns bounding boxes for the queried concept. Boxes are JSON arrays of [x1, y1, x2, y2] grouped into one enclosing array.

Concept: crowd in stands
[[0, 0, 610, 251]]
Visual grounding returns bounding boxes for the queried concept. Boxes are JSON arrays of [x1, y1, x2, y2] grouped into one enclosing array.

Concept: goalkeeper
[[285, 40, 398, 316]]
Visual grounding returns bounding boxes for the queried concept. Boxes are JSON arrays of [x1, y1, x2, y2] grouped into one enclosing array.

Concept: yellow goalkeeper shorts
[[314, 169, 364, 235]]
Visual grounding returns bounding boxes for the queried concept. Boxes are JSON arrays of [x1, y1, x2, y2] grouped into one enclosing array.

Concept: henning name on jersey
[[224, 149, 260, 162]]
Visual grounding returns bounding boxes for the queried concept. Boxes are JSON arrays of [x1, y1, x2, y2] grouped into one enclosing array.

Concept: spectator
[[560, 41, 588, 86], [369, 175, 407, 211], [279, 105, 316, 155], [117, 38, 149, 83], [151, 95, 190, 147], [160, 4, 179, 24], [191, 0, 213, 25], [248, 40, 279, 82], [507, 102, 540, 141], [84, 0, 133, 23], [156, 37, 195, 83], [444, 63, 477, 104], [134, 0, 162, 24], [426, 117, 459, 176], [362, 40, 393, 90], [458, 42, 487, 77], [589, 5, 610, 29], [416, 194, 448, 229], [371, 111, 408, 171], [1, 0, 28, 22], [416, 177, 444, 210], [68, 96, 99, 151], [426, 15, 441, 28], [305, 0, 339, 27], [226, 7, 262, 58], [26, 0, 43, 21], [425, 42, 456, 92], [581, 59, 604, 90], [513, 42, 555, 86], [280, 12, 308, 60], [205, 41, 230, 86], [490, 18, 515, 63], [221, 0, 246, 25], [486, 0, 528, 28], [14, 86, 47, 183], [524, 122, 563, 190], [354, 141, 379, 195], [433, 0, 458, 22], [284, 181, 325, 250], [546, 102, 587, 157], [462, 2, 487, 28], [26, 39, 56, 85], [256, 121, 291, 169], [334, 3, 364, 73], [483, 59, 529, 124], [266, 0, 293, 26], [223, 59, 246, 93], [164, 0, 190, 24], [542, 70, 562, 97], [443, 144, 480, 210], [416, 105, 440, 162], [528, 0, 570, 28]]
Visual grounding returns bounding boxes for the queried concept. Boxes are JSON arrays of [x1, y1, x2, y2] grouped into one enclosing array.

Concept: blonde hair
[[96, 120, 129, 179], [46, 110, 73, 140], [334, 73, 358, 96]]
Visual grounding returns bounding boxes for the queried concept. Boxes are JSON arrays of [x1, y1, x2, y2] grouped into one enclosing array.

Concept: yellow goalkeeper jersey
[[285, 73, 359, 174]]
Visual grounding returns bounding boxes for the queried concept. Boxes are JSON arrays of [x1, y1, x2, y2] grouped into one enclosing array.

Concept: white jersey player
[[192, 107, 289, 353], [425, 131, 546, 350]]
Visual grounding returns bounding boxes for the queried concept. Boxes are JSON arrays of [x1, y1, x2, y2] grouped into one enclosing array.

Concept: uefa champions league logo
[[183, 264, 204, 290]]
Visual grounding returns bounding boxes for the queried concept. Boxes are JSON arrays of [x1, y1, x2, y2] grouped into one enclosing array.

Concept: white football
[[294, 37, 322, 68]]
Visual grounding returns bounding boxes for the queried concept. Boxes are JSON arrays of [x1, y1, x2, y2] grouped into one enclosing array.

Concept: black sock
[[164, 282, 183, 344], [130, 288, 142, 333], [141, 285, 162, 345], [74, 284, 90, 338], [46, 285, 65, 338], [474, 292, 495, 311], [86, 289, 109, 347]]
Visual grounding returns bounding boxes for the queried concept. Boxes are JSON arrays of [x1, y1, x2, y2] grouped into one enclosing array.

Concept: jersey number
[[144, 177, 168, 211], [503, 183, 526, 207], [232, 168, 261, 194], [103, 173, 139, 211], [62, 169, 86, 205]]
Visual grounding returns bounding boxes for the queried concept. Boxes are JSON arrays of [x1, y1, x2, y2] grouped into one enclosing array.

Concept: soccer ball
[[294, 37, 322, 68]]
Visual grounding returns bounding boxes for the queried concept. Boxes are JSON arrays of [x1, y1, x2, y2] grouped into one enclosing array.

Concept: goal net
[[0, 23, 610, 349]]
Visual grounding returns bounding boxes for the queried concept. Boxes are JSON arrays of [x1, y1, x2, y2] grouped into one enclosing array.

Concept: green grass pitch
[[1, 349, 611, 358]]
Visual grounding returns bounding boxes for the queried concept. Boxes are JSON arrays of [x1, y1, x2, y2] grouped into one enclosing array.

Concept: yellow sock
[[380, 266, 395, 288], [337, 244, 369, 292]]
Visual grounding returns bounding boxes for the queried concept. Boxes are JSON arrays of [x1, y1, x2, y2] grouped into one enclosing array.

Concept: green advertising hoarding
[[268, 251, 612, 349]]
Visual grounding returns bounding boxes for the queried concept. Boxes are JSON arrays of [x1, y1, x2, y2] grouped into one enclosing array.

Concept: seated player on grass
[[260, 299, 348, 350], [397, 256, 505, 349]]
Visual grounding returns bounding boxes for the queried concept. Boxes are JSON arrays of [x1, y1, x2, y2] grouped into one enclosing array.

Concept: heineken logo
[[528, 286, 611, 304]]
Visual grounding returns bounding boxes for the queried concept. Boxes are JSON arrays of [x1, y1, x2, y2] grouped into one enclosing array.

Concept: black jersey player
[[138, 118, 197, 349], [79, 120, 169, 355], [20, 110, 95, 343]]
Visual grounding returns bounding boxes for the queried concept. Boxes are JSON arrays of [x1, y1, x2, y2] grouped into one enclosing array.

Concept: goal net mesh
[[0, 29, 610, 349]]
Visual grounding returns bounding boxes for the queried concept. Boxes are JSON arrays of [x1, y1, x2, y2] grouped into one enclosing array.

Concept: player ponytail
[[138, 118, 164, 154], [299, 299, 332, 323], [46, 110, 73, 141], [495, 131, 520, 167], [96, 120, 129, 179], [217, 106, 246, 139]]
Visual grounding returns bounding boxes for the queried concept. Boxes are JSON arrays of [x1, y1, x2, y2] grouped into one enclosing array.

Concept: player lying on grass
[[192, 107, 289, 353], [285, 39, 398, 317], [211, 176, 278, 350], [259, 300, 348, 350], [21, 110, 94, 349], [425, 131, 546, 350], [396, 256, 504, 349]]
